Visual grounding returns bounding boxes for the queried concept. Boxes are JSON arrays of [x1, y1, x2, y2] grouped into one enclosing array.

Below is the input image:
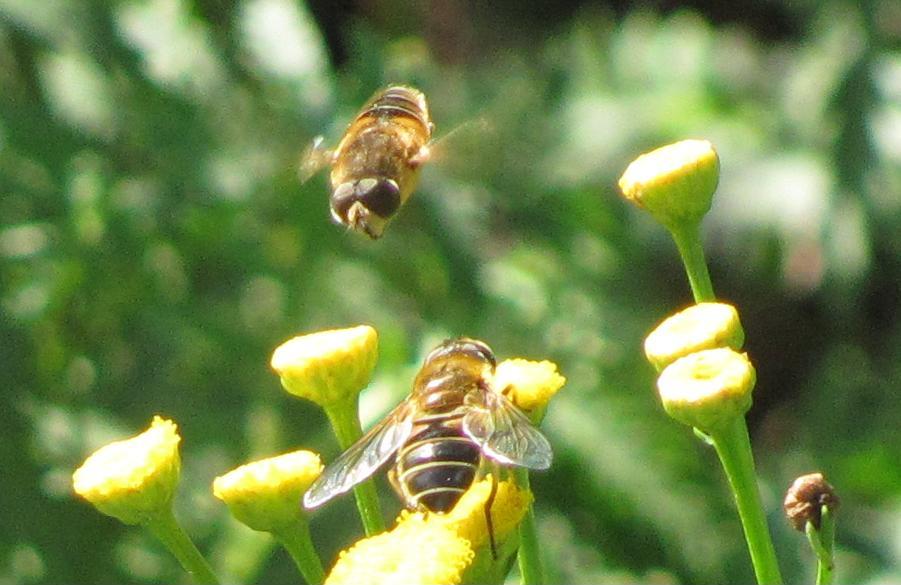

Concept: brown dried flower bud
[[783, 473, 840, 532]]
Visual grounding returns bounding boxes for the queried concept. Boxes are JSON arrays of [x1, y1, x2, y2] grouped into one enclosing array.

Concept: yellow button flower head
[[72, 416, 181, 525], [324, 476, 532, 585], [325, 516, 474, 585], [494, 359, 566, 421], [271, 325, 378, 408], [213, 450, 323, 532], [440, 475, 533, 550], [657, 348, 755, 434], [618, 139, 719, 230], [645, 302, 745, 372]]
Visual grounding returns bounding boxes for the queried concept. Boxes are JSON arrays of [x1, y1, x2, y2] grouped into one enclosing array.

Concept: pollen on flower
[[324, 513, 474, 585], [271, 325, 378, 407], [657, 348, 755, 434], [644, 302, 745, 372], [213, 450, 323, 532], [618, 139, 719, 229], [441, 475, 533, 550], [494, 359, 566, 417], [72, 416, 181, 525]]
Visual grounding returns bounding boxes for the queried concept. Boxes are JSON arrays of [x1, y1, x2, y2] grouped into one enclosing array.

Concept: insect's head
[[423, 337, 497, 373], [330, 177, 401, 239]]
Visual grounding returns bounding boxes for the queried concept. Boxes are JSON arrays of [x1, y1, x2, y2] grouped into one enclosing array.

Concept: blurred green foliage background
[[1, 0, 900, 583]]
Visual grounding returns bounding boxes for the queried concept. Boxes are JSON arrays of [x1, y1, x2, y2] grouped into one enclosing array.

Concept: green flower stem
[[669, 221, 716, 302], [145, 507, 220, 585], [806, 506, 836, 585], [709, 416, 783, 585], [323, 397, 386, 536], [272, 520, 326, 585], [514, 469, 544, 585]]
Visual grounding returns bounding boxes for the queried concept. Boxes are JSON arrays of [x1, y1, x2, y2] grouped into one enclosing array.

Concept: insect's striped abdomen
[[395, 421, 481, 512], [391, 379, 482, 513], [359, 86, 431, 129]]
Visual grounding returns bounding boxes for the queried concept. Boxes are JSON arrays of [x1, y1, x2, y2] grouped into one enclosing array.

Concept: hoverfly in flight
[[300, 85, 433, 239], [303, 338, 552, 554]]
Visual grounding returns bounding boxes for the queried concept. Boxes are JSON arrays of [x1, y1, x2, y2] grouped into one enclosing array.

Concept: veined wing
[[303, 399, 414, 509], [462, 387, 552, 470]]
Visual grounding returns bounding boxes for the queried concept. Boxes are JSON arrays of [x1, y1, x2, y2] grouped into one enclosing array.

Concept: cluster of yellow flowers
[[619, 140, 755, 436], [645, 302, 754, 435], [72, 324, 566, 585], [74, 137, 806, 585]]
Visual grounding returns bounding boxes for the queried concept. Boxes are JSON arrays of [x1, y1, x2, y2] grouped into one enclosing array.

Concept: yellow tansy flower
[[324, 476, 532, 585], [271, 325, 378, 408], [644, 302, 745, 372], [72, 416, 181, 525], [657, 348, 755, 434], [325, 517, 474, 585], [494, 359, 566, 420], [213, 450, 323, 532], [618, 139, 719, 230], [440, 475, 533, 550]]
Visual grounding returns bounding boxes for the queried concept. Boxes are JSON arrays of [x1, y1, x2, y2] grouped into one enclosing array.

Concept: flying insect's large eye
[[355, 178, 401, 218], [329, 182, 357, 223]]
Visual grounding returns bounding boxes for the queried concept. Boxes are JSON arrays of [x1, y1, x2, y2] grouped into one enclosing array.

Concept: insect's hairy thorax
[[331, 123, 423, 186]]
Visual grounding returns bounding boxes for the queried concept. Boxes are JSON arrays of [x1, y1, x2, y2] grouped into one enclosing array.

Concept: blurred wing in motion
[[298, 135, 333, 184]]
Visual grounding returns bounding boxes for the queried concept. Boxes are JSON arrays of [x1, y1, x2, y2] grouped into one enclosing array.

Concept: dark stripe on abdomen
[[396, 423, 481, 512]]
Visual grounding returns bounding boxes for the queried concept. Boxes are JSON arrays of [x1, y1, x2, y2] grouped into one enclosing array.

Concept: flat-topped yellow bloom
[[494, 358, 566, 419], [213, 450, 323, 532], [618, 139, 719, 230], [271, 325, 378, 408], [645, 302, 745, 372], [657, 348, 755, 434], [325, 516, 473, 585], [72, 416, 181, 525], [325, 476, 532, 585], [439, 476, 532, 550]]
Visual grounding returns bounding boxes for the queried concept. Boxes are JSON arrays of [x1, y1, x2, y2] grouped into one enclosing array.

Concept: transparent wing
[[462, 387, 552, 470], [303, 399, 414, 509], [426, 117, 492, 167], [298, 135, 333, 184]]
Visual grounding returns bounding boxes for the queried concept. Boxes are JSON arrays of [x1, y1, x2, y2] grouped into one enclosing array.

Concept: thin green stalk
[[806, 506, 835, 585], [669, 221, 716, 302], [710, 417, 783, 585], [273, 520, 326, 585], [515, 470, 544, 585], [145, 507, 220, 584], [324, 398, 386, 536]]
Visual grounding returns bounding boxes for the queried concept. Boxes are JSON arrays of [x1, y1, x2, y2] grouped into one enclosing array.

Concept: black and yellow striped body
[[390, 377, 481, 511], [329, 86, 432, 238], [388, 340, 495, 512]]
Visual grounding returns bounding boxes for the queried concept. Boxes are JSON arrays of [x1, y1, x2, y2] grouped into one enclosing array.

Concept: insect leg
[[485, 460, 500, 559]]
